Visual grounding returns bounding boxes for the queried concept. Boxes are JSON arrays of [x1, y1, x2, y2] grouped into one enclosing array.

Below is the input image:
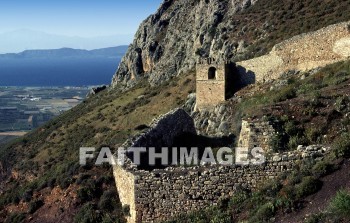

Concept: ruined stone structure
[[195, 58, 235, 110], [236, 21, 350, 84], [238, 119, 276, 153], [112, 21, 350, 223], [195, 21, 350, 110], [115, 158, 307, 223], [113, 110, 328, 223]]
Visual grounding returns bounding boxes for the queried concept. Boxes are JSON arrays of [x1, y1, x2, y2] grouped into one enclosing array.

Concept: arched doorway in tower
[[208, 67, 217, 80]]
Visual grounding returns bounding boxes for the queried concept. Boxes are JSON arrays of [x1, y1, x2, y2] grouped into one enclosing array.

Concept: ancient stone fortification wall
[[113, 109, 328, 223], [115, 148, 327, 223], [133, 162, 292, 222], [113, 164, 137, 223], [236, 21, 350, 84], [113, 108, 197, 222], [238, 119, 275, 152]]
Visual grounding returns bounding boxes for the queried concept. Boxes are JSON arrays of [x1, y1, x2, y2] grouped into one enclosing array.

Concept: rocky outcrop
[[184, 93, 239, 137], [86, 85, 107, 97], [112, 0, 258, 88]]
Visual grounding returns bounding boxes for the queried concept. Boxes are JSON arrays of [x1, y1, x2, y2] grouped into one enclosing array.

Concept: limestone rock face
[[111, 0, 257, 88]]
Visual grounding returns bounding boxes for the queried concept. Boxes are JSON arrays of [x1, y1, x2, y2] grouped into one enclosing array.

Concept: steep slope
[[112, 0, 350, 87], [1, 0, 350, 222], [0, 72, 195, 223], [170, 59, 350, 223]]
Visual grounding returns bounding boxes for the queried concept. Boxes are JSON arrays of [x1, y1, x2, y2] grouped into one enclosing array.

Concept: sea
[[0, 57, 121, 86]]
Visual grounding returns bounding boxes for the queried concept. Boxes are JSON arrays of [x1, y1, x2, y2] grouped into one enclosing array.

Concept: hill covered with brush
[[0, 0, 350, 222]]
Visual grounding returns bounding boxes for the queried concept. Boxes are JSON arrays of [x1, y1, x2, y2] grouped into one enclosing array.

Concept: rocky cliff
[[112, 0, 350, 88], [112, 0, 258, 88]]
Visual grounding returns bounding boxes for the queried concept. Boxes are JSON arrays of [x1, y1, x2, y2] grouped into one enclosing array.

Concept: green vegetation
[[333, 133, 350, 158], [235, 60, 350, 152], [0, 7, 349, 219], [4, 212, 25, 223], [328, 190, 350, 220], [169, 59, 350, 222], [303, 189, 350, 222], [28, 199, 44, 214], [1, 59, 349, 222], [295, 176, 322, 199], [0, 71, 195, 222], [232, 0, 350, 60]]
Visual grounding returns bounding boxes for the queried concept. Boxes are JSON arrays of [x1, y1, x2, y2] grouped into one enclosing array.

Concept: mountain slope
[[112, 0, 350, 87], [0, 71, 195, 223], [0, 0, 350, 222]]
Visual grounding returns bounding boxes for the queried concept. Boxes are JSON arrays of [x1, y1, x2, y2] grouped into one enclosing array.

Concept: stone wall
[[236, 21, 350, 84], [113, 164, 137, 223], [113, 109, 329, 223], [238, 119, 275, 152], [114, 148, 327, 223], [113, 108, 197, 222]]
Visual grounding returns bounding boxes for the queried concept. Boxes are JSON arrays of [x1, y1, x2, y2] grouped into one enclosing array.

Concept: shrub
[[305, 127, 321, 143], [311, 161, 335, 178], [250, 202, 276, 222], [333, 133, 350, 158], [77, 185, 97, 203], [335, 96, 348, 112], [270, 132, 288, 152], [57, 177, 71, 189], [229, 190, 249, 208], [273, 86, 296, 102], [22, 190, 33, 202], [328, 190, 350, 219], [259, 180, 283, 197], [74, 203, 103, 223], [284, 121, 299, 136], [5, 212, 26, 223], [288, 135, 307, 150], [98, 190, 118, 212], [295, 176, 322, 199], [28, 199, 44, 214]]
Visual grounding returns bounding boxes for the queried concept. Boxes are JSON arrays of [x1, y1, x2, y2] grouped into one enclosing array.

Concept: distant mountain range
[[0, 46, 128, 86], [0, 46, 128, 59], [0, 29, 133, 53]]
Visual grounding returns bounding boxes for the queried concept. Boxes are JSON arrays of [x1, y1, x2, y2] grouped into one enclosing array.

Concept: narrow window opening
[[208, 67, 216, 79]]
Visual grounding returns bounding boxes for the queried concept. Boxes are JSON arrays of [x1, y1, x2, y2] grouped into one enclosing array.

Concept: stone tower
[[196, 58, 233, 110]]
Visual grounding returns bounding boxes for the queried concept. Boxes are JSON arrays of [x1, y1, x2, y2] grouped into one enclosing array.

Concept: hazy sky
[[0, 0, 163, 37]]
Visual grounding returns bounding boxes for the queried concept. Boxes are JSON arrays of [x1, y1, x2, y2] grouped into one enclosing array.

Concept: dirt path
[[275, 159, 350, 223]]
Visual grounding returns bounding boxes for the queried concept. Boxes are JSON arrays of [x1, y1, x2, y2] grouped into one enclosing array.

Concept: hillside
[[0, 0, 350, 222], [0, 71, 195, 223], [167, 59, 350, 223]]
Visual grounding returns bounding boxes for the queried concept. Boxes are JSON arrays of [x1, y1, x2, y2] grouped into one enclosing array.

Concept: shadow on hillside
[[126, 133, 235, 171]]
